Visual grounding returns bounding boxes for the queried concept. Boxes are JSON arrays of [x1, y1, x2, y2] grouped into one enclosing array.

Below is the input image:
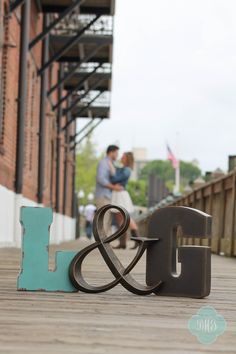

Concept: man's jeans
[[95, 196, 112, 236]]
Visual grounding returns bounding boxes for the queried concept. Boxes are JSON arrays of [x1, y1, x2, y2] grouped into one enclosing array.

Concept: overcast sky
[[79, 0, 236, 173]]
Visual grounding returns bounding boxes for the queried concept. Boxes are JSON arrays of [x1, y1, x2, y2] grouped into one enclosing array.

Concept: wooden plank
[[203, 185, 211, 197], [222, 186, 234, 256], [193, 191, 204, 246], [211, 193, 222, 253], [201, 185, 213, 248], [196, 189, 202, 199], [213, 181, 223, 194], [231, 173, 236, 257], [218, 180, 227, 256], [186, 194, 194, 245], [225, 175, 233, 191], [0, 239, 235, 353]]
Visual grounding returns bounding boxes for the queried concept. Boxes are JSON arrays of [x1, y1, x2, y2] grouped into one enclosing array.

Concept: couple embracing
[[95, 145, 139, 249]]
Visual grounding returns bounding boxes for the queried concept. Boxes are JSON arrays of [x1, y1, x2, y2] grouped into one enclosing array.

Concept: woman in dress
[[109, 152, 140, 249]]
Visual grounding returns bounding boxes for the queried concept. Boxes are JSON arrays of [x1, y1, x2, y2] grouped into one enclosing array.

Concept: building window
[[0, 3, 9, 149]]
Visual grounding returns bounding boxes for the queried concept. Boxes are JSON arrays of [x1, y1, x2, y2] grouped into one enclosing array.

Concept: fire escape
[[10, 0, 115, 211]]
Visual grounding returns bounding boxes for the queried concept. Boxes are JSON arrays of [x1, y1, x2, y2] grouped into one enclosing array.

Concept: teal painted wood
[[17, 207, 77, 292]]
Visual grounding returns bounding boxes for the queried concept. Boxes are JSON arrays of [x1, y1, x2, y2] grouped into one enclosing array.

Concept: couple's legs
[[115, 213, 138, 229], [95, 197, 112, 236], [130, 218, 138, 231], [115, 213, 139, 249], [95, 198, 139, 248]]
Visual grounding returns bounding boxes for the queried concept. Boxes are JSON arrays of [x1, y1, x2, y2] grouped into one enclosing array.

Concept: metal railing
[[76, 91, 110, 108], [65, 62, 112, 74], [53, 13, 113, 36]]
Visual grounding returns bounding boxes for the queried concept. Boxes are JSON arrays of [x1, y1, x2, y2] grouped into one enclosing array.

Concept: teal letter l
[[17, 207, 77, 292]]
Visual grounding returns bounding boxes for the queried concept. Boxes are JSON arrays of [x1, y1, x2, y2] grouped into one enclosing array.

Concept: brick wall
[[0, 0, 76, 218], [0, 1, 20, 190]]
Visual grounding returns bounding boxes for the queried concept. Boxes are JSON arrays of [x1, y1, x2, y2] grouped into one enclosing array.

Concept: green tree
[[179, 161, 201, 184], [140, 160, 201, 192], [127, 180, 147, 207], [75, 136, 101, 204], [140, 160, 175, 182]]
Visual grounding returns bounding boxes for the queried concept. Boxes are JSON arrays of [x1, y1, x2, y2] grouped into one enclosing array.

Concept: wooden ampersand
[[69, 204, 162, 295]]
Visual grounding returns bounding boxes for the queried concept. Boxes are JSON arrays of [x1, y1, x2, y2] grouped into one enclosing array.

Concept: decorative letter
[[146, 207, 212, 298], [18, 207, 77, 292]]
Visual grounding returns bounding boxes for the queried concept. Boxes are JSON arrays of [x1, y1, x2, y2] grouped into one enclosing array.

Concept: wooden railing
[[137, 170, 236, 257]]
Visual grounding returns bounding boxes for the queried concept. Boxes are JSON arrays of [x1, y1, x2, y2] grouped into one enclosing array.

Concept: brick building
[[0, 0, 114, 246]]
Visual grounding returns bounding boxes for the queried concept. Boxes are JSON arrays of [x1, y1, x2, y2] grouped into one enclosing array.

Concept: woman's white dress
[[111, 190, 134, 214], [109, 162, 135, 214]]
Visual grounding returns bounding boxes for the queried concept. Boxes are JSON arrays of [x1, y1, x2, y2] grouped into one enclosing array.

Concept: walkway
[[0, 239, 235, 353]]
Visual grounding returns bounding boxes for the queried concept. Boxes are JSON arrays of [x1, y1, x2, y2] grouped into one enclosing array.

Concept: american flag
[[167, 144, 179, 169]]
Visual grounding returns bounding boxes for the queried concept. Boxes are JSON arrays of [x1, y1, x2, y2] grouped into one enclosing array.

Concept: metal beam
[[51, 34, 113, 50], [29, 0, 84, 49], [57, 56, 108, 63], [55, 65, 64, 212], [53, 63, 102, 110], [70, 119, 94, 141], [15, 0, 30, 193], [80, 6, 111, 15], [73, 93, 104, 118], [10, 0, 25, 12], [61, 91, 104, 131], [63, 97, 71, 215], [42, 5, 110, 15], [38, 14, 101, 76], [70, 119, 103, 150], [34, 0, 42, 12], [47, 44, 106, 96], [38, 15, 49, 203], [64, 71, 111, 90], [63, 78, 105, 117], [72, 149, 77, 220]]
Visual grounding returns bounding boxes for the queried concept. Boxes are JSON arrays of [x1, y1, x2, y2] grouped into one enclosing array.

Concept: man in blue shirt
[[95, 145, 123, 235]]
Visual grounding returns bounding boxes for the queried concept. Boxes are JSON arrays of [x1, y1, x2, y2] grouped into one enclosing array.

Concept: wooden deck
[[0, 238, 235, 354]]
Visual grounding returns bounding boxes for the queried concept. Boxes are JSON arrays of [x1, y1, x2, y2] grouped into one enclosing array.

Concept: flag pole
[[174, 132, 180, 194], [166, 140, 180, 194], [174, 162, 180, 194]]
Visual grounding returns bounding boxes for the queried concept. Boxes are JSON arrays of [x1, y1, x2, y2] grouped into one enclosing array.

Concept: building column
[[38, 14, 49, 204], [55, 64, 64, 212], [63, 97, 71, 215], [15, 0, 30, 193]]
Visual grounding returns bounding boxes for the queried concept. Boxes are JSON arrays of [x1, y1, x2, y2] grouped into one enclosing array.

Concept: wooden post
[[218, 180, 226, 255], [229, 172, 236, 256]]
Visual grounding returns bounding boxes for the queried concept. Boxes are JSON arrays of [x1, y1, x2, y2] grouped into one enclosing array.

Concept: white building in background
[[131, 148, 148, 181], [191, 159, 200, 168]]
